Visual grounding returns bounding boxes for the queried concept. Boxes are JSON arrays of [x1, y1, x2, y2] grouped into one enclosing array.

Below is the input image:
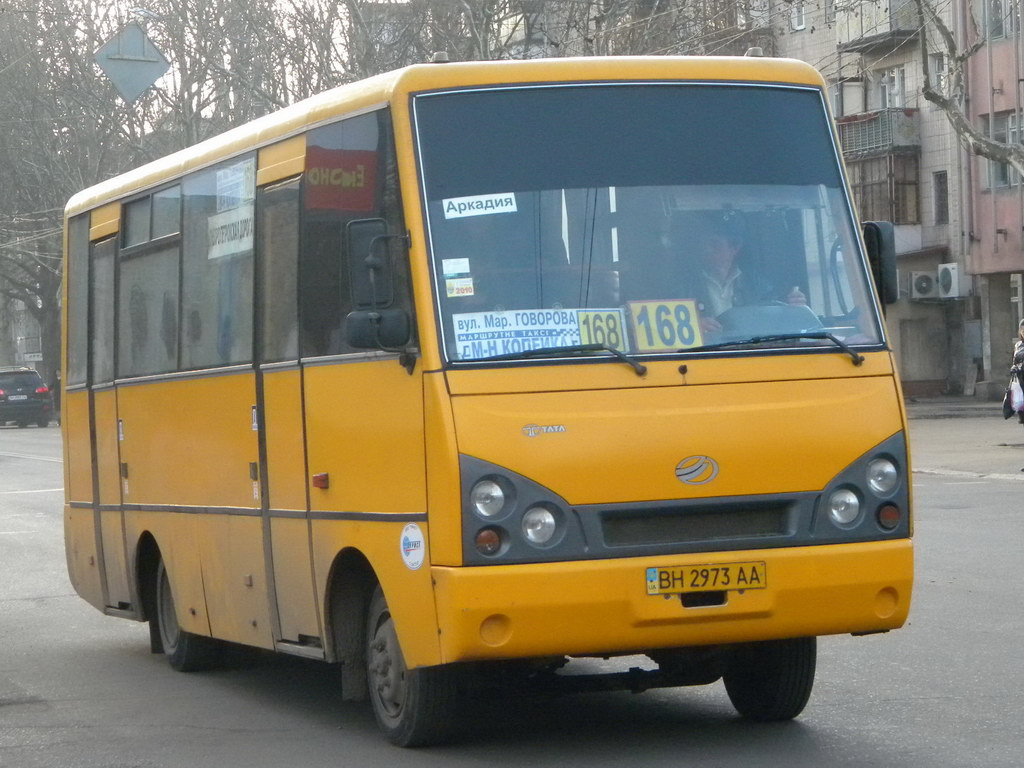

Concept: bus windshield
[[414, 83, 883, 363]]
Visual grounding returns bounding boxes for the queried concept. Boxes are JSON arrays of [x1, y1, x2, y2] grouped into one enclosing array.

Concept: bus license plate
[[645, 561, 767, 595]]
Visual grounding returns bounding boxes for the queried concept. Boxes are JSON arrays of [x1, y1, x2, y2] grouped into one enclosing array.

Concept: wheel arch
[[323, 546, 378, 701], [134, 531, 163, 653]]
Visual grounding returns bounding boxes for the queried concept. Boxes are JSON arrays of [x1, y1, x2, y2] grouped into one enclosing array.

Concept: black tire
[[154, 559, 222, 671], [366, 585, 457, 747], [16, 421, 28, 428], [723, 637, 816, 721], [36, 415, 49, 428]]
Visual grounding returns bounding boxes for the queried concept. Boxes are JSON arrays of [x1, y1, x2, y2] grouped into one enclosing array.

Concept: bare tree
[[913, 0, 1024, 176]]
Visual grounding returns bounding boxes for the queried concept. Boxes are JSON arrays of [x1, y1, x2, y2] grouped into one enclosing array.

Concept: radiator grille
[[602, 504, 790, 547]]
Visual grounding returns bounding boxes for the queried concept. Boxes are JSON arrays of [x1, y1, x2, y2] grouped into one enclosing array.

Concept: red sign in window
[[305, 147, 377, 212]]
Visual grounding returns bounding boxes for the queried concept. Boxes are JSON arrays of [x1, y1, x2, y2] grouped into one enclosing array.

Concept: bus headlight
[[471, 479, 507, 518], [827, 489, 861, 525], [866, 458, 899, 496], [522, 506, 558, 545]]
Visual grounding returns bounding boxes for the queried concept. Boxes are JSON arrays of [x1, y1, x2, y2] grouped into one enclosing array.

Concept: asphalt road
[[0, 415, 1020, 767]]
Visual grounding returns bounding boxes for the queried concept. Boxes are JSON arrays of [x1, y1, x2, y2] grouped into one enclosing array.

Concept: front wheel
[[366, 585, 457, 747], [154, 559, 222, 671], [723, 637, 816, 721]]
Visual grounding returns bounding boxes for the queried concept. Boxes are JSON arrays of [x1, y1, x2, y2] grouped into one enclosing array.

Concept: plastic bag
[[1011, 377, 1024, 412]]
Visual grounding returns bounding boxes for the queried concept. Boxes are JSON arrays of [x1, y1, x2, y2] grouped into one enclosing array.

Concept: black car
[[0, 367, 53, 427]]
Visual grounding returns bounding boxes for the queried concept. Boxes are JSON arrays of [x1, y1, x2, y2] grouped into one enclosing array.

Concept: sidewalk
[[904, 395, 1024, 480]]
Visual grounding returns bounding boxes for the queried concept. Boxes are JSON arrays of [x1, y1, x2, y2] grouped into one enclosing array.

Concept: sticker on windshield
[[446, 277, 475, 297], [442, 193, 517, 219], [442, 258, 471, 277], [452, 309, 581, 359]]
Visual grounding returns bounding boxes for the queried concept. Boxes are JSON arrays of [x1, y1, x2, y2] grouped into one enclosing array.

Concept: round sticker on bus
[[400, 523, 426, 570]]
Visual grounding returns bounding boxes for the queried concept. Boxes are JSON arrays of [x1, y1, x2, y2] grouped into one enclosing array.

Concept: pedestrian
[[1006, 320, 1024, 472], [50, 369, 61, 425]]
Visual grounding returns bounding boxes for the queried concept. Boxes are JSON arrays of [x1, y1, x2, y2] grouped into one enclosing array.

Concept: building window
[[878, 66, 906, 109], [987, 0, 1021, 38], [984, 112, 1019, 188], [847, 154, 919, 224], [825, 0, 836, 24], [933, 170, 949, 225], [791, 3, 806, 30], [929, 53, 947, 92]]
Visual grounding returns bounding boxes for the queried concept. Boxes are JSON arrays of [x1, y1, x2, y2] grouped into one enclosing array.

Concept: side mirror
[[346, 218, 395, 309], [862, 221, 898, 306], [346, 309, 411, 350]]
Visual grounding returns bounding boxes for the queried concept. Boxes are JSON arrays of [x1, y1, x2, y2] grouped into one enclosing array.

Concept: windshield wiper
[[680, 332, 865, 366], [476, 343, 648, 376]]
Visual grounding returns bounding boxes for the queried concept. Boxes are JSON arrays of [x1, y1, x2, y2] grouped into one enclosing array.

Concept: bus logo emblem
[[675, 456, 719, 485], [522, 424, 566, 437]]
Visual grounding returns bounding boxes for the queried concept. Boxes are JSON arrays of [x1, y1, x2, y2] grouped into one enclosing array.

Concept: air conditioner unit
[[910, 270, 939, 300], [938, 262, 965, 298]]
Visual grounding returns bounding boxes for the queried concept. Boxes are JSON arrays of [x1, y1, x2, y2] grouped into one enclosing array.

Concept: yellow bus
[[63, 55, 912, 747]]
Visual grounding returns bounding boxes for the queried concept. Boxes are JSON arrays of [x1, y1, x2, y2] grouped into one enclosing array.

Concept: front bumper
[[431, 539, 912, 663]]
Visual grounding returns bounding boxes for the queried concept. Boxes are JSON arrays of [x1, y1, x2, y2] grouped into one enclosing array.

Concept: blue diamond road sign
[[94, 23, 170, 103]]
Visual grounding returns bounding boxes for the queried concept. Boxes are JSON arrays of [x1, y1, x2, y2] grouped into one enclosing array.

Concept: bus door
[[298, 109, 427, 635], [90, 235, 132, 611], [253, 174, 323, 650]]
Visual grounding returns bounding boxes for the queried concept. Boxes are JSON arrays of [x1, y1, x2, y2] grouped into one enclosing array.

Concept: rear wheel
[[723, 637, 816, 721], [366, 585, 457, 746], [16, 421, 27, 428], [36, 415, 49, 428], [154, 559, 222, 671]]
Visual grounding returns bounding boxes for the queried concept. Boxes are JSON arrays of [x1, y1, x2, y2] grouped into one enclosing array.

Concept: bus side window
[[257, 179, 300, 363], [180, 157, 256, 370], [300, 109, 413, 358]]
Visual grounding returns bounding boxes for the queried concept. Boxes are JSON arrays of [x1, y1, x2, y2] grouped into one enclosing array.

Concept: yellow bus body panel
[[270, 517, 321, 641], [64, 507, 103, 609], [89, 202, 120, 241], [117, 374, 258, 508], [63, 390, 93, 503], [304, 359, 425, 515], [449, 365, 901, 508], [422, 371, 462, 566], [312, 519, 442, 668], [125, 512, 211, 637], [93, 389, 121, 505], [261, 368, 307, 512], [257, 135, 306, 187], [433, 539, 912, 662], [197, 514, 274, 648]]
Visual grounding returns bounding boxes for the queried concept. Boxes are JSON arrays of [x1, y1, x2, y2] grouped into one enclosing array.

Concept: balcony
[[837, 0, 919, 55], [836, 108, 920, 158]]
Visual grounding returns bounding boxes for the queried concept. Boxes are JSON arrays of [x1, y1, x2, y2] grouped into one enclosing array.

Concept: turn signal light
[[311, 473, 329, 489], [877, 504, 901, 530], [475, 528, 503, 556]]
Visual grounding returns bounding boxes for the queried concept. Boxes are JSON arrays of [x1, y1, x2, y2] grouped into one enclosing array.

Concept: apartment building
[[966, 0, 1024, 392], [775, 0, 970, 396]]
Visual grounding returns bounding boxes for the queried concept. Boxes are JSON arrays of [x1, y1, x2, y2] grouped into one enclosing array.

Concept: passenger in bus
[[687, 214, 807, 335]]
